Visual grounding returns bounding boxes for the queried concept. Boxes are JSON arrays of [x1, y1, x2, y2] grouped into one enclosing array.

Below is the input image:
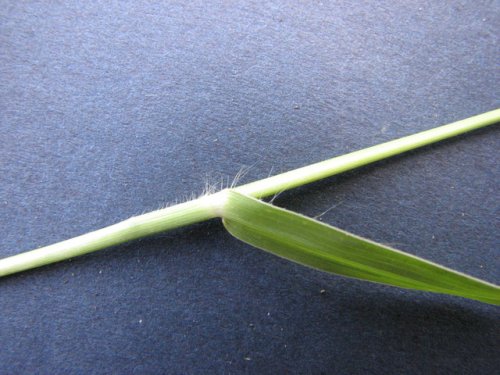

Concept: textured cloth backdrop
[[1, 2, 499, 374]]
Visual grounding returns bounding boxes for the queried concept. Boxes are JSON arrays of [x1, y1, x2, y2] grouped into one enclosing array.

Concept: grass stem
[[1, 109, 498, 277], [236, 108, 500, 198]]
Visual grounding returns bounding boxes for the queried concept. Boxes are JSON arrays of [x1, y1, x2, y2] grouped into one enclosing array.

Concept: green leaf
[[222, 191, 500, 305]]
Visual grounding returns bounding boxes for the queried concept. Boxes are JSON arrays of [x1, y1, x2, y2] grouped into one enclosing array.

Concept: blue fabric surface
[[1, 1, 499, 374]]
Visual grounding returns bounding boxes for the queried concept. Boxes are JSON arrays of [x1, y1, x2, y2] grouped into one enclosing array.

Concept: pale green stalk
[[235, 109, 500, 197], [0, 195, 222, 276], [0, 109, 499, 278]]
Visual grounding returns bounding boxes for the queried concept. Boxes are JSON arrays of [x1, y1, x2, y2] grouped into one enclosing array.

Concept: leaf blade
[[222, 191, 500, 305]]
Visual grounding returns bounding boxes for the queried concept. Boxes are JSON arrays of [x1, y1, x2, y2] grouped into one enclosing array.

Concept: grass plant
[[1, 109, 499, 304]]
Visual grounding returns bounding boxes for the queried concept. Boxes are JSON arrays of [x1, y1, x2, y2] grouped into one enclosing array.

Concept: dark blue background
[[1, 2, 499, 374]]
